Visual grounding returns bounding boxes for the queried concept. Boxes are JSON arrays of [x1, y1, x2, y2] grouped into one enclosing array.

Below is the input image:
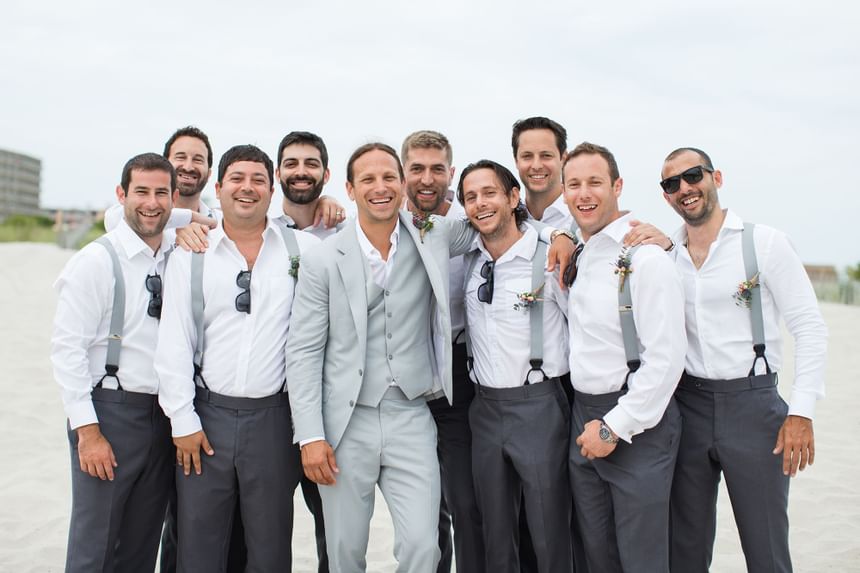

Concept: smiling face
[[661, 150, 722, 227], [215, 160, 273, 227], [277, 143, 330, 205], [116, 168, 173, 247], [166, 135, 211, 197], [346, 149, 404, 226], [563, 152, 622, 240], [404, 146, 454, 214], [461, 167, 520, 241], [515, 128, 563, 196]]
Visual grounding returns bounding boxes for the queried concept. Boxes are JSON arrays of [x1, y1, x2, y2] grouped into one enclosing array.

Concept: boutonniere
[[412, 211, 434, 243], [732, 272, 759, 308], [289, 255, 300, 279], [613, 247, 633, 292], [513, 283, 544, 311]]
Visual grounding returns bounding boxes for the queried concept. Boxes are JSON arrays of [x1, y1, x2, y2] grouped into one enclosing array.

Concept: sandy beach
[[1, 242, 857, 572]]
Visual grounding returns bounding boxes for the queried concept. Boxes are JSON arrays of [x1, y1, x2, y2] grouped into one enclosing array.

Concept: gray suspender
[[95, 236, 125, 387], [618, 245, 642, 375], [190, 222, 301, 383], [742, 222, 770, 375], [527, 241, 548, 382], [463, 240, 548, 384]]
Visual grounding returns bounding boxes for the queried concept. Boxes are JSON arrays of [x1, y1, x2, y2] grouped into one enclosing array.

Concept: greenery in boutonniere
[[733, 272, 760, 308], [412, 211, 434, 243], [289, 256, 300, 279], [513, 283, 544, 311], [613, 247, 633, 293]]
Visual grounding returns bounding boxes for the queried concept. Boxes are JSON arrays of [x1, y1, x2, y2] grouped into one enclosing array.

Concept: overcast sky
[[2, 0, 858, 267]]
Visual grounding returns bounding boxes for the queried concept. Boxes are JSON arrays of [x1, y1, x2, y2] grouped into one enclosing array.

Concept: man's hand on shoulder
[[301, 440, 339, 485], [175, 223, 210, 253], [624, 220, 673, 251], [773, 414, 815, 477], [174, 430, 215, 476], [76, 423, 117, 481], [314, 196, 347, 229]]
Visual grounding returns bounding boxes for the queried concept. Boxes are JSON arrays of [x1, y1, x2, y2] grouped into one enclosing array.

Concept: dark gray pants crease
[[65, 389, 172, 573], [470, 379, 573, 573], [429, 341, 485, 573], [176, 391, 302, 573], [569, 390, 680, 573], [670, 374, 792, 573]]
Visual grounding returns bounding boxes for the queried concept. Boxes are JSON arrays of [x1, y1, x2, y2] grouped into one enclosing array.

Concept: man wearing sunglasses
[[659, 148, 827, 573], [155, 144, 321, 571], [51, 153, 176, 572], [458, 160, 573, 573], [563, 142, 686, 573]]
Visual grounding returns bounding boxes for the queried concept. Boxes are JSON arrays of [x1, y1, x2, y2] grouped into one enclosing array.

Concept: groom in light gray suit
[[287, 142, 573, 572], [286, 142, 473, 572]]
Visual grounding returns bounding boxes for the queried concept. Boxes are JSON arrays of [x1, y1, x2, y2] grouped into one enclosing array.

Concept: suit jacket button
[[349, 400, 355, 407], [384, 290, 390, 296], [358, 369, 363, 376]]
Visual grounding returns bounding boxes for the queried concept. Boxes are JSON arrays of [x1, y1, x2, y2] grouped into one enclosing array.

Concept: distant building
[[804, 264, 838, 283], [0, 148, 41, 220]]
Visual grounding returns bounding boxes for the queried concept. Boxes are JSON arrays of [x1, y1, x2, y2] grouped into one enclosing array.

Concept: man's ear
[[323, 168, 331, 185], [613, 177, 623, 199], [116, 185, 126, 204]]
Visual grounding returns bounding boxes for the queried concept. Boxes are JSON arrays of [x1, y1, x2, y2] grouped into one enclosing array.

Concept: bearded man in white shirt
[[658, 147, 827, 573], [564, 142, 687, 573], [155, 144, 320, 572], [459, 160, 573, 573], [51, 153, 176, 573]]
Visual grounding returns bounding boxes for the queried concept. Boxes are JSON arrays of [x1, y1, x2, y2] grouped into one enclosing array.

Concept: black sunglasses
[[659, 165, 714, 194], [145, 274, 162, 319], [477, 260, 495, 304], [235, 270, 252, 314]]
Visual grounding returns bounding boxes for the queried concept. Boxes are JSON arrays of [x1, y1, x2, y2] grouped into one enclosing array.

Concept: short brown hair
[[346, 142, 404, 184], [401, 130, 453, 165], [562, 142, 620, 184]]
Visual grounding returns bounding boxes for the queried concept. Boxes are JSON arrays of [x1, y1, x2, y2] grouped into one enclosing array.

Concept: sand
[[1, 242, 857, 572]]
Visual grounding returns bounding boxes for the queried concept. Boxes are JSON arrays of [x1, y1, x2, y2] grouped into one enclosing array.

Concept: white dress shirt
[[155, 218, 321, 437], [280, 213, 344, 240], [527, 191, 574, 230], [569, 213, 687, 442], [356, 219, 401, 287], [671, 209, 827, 419], [51, 219, 173, 429], [466, 226, 569, 388]]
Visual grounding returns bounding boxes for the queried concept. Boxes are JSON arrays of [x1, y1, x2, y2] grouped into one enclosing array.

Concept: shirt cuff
[[602, 405, 640, 444], [66, 398, 98, 430], [788, 389, 818, 420], [170, 411, 203, 438], [299, 437, 326, 448], [539, 227, 558, 244]]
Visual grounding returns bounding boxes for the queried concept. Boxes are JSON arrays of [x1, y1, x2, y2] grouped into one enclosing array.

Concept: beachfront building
[[0, 148, 41, 221]]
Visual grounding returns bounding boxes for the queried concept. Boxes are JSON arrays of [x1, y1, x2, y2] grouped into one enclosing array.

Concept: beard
[[280, 176, 324, 205], [673, 188, 717, 227], [175, 168, 209, 197], [407, 186, 447, 214]]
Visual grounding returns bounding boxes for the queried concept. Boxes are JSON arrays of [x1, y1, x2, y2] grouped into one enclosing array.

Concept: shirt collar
[[477, 225, 538, 264], [114, 218, 170, 260], [589, 211, 633, 246], [208, 217, 280, 251], [672, 208, 742, 245], [356, 219, 400, 258]]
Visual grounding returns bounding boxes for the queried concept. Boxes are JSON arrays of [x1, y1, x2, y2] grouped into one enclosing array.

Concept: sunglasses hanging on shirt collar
[[145, 274, 163, 319], [477, 260, 495, 304], [235, 270, 252, 314]]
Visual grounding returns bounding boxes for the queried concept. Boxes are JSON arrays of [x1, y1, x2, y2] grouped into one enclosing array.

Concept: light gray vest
[[357, 230, 434, 406]]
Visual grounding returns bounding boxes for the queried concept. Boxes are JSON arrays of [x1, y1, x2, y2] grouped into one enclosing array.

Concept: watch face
[[599, 425, 611, 441]]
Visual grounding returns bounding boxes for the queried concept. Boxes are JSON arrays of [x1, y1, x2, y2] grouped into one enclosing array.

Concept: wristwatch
[[550, 229, 577, 244], [599, 421, 618, 444]]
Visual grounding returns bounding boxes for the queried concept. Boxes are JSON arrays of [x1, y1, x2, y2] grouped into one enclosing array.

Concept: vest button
[[384, 290, 390, 296], [388, 354, 393, 360], [349, 400, 355, 407], [387, 312, 392, 318], [387, 333, 392, 339], [358, 369, 363, 376]]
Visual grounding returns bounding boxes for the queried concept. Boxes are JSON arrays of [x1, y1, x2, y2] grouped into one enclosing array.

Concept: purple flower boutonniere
[[613, 247, 633, 292], [733, 272, 760, 308], [513, 283, 544, 311], [412, 211, 434, 243], [289, 256, 300, 279]]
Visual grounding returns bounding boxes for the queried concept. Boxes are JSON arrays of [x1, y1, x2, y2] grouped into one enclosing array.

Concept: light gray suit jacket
[[286, 210, 478, 449]]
